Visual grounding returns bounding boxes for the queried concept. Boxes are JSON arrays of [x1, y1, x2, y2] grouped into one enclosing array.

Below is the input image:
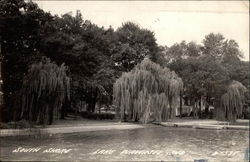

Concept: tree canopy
[[220, 81, 247, 122], [113, 59, 183, 123], [19, 58, 70, 125], [163, 33, 249, 119], [0, 0, 160, 123], [0, 0, 249, 124]]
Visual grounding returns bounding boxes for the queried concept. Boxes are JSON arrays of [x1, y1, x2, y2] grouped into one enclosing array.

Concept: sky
[[35, 1, 249, 61]]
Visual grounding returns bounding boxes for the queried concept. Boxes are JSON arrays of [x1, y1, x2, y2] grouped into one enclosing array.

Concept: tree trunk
[[204, 95, 210, 117], [169, 104, 172, 119], [61, 98, 69, 119], [92, 88, 98, 112], [198, 97, 202, 119], [61, 103, 66, 120], [214, 99, 221, 120], [192, 99, 196, 119], [87, 87, 98, 113], [205, 103, 209, 115], [192, 104, 196, 119], [99, 103, 101, 114], [48, 104, 54, 125], [180, 90, 182, 118]]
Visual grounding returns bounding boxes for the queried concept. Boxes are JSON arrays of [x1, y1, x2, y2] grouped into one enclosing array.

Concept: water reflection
[[0, 127, 249, 161]]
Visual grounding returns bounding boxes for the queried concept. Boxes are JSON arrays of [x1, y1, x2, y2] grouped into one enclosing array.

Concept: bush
[[80, 112, 115, 120], [0, 120, 34, 129], [243, 110, 250, 119], [196, 110, 213, 119], [0, 122, 11, 129]]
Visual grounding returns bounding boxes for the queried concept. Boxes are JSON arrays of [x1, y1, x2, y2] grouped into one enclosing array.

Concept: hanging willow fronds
[[20, 57, 70, 125], [113, 58, 183, 123], [220, 80, 247, 122]]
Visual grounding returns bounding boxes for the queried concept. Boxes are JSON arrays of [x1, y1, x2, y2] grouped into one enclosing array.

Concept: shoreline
[[0, 122, 153, 137], [152, 119, 249, 130], [0, 124, 152, 137], [0, 119, 249, 137]]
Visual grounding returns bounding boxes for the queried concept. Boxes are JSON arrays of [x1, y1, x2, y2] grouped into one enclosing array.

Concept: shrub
[[80, 112, 115, 120]]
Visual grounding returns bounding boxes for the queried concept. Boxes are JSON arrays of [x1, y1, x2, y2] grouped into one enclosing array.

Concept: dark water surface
[[0, 127, 249, 161]]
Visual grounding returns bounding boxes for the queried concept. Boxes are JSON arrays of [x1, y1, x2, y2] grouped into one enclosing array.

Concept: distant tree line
[[0, 0, 249, 124], [160, 34, 249, 120]]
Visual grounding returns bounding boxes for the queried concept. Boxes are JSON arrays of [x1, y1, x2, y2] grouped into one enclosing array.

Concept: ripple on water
[[0, 127, 248, 161]]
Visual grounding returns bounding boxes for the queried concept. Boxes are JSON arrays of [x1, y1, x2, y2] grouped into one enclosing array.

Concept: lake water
[[0, 127, 249, 161]]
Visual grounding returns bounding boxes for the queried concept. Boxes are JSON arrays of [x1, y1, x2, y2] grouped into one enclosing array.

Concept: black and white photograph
[[0, 0, 249, 161]]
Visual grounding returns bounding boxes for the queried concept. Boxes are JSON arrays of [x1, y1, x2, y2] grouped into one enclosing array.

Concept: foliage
[[18, 58, 70, 125], [168, 54, 229, 108], [220, 81, 247, 122], [0, 119, 34, 129], [41, 18, 158, 113], [112, 22, 158, 72], [164, 41, 201, 63], [40, 11, 119, 113], [80, 112, 115, 120], [202, 33, 243, 61], [113, 59, 183, 123], [0, 0, 249, 124], [164, 33, 248, 119], [0, 0, 53, 121], [202, 33, 225, 59]]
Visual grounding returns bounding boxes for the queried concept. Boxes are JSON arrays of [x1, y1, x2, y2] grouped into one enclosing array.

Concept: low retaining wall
[[153, 121, 249, 130], [0, 124, 147, 137]]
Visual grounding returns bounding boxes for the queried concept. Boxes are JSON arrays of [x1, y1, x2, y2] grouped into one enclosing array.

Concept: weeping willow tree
[[220, 80, 247, 122], [18, 58, 70, 125], [113, 58, 183, 123]]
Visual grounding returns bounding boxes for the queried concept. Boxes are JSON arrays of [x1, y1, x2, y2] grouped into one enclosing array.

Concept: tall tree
[[165, 41, 201, 63], [0, 0, 53, 121], [165, 33, 248, 119], [40, 11, 118, 113], [113, 59, 183, 123], [220, 81, 247, 122], [18, 58, 70, 125], [112, 22, 158, 72], [202, 33, 225, 59]]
